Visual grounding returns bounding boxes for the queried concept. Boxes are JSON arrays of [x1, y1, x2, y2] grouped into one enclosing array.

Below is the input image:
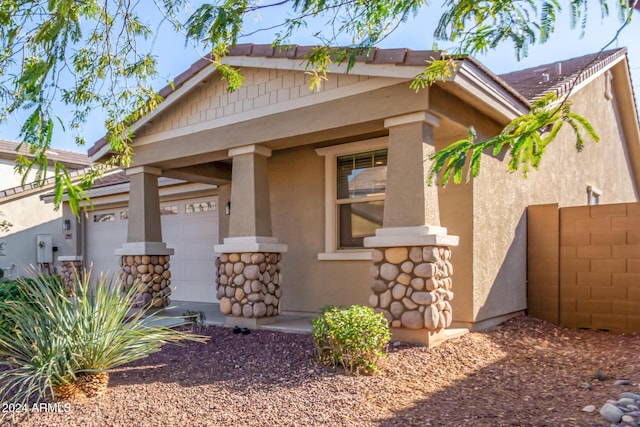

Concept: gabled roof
[[0, 140, 91, 202], [91, 170, 128, 189], [88, 44, 530, 158], [87, 45, 635, 160], [0, 139, 91, 170], [500, 48, 628, 102]]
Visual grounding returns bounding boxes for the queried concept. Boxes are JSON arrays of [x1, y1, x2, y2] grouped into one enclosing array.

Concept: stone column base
[[58, 256, 83, 296], [115, 242, 174, 308], [215, 251, 283, 320], [119, 255, 172, 308], [364, 226, 459, 347]]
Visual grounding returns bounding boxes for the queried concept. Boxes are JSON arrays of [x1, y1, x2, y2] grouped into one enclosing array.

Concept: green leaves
[[312, 305, 390, 375], [410, 57, 459, 91], [0, 271, 207, 412], [0, 211, 11, 232], [1, 0, 160, 210], [433, 0, 621, 61], [429, 93, 601, 186], [0, 0, 633, 213]]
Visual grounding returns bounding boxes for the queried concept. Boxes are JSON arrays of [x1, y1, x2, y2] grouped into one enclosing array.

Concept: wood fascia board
[[452, 61, 529, 122], [221, 55, 423, 79], [611, 59, 640, 197]]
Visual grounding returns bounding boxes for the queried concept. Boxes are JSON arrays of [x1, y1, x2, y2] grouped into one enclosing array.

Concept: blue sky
[[0, 1, 638, 153]]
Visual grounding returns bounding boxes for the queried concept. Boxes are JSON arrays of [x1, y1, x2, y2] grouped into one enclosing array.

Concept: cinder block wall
[[527, 204, 560, 323], [527, 202, 640, 332]]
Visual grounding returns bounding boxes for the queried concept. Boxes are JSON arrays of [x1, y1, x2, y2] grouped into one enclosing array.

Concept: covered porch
[[82, 45, 530, 344]]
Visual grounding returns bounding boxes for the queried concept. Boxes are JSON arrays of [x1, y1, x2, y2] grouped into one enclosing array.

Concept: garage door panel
[[86, 210, 127, 277], [172, 281, 216, 303], [180, 222, 217, 239], [179, 241, 216, 259], [180, 261, 215, 280], [86, 196, 219, 302]]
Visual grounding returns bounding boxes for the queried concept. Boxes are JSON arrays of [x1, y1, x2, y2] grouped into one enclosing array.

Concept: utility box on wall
[[36, 234, 53, 263]]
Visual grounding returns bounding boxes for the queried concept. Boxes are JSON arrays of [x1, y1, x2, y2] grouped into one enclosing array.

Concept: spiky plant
[[0, 270, 207, 411]]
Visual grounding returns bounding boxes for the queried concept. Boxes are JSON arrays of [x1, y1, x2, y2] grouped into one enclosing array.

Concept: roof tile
[[500, 48, 626, 101], [273, 45, 299, 58], [0, 139, 91, 169], [228, 43, 253, 56], [251, 44, 275, 57], [369, 48, 407, 64], [402, 50, 441, 66]]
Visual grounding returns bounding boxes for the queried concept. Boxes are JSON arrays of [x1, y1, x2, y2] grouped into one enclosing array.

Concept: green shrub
[[0, 278, 20, 301], [312, 305, 391, 375], [0, 276, 65, 335], [0, 271, 208, 411]]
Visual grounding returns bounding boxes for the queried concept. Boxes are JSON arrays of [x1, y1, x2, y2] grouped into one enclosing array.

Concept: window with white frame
[[316, 137, 388, 260], [336, 150, 387, 248], [160, 204, 179, 215]]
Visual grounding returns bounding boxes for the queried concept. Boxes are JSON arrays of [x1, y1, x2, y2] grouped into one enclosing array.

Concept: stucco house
[[55, 45, 639, 344], [0, 140, 90, 278]]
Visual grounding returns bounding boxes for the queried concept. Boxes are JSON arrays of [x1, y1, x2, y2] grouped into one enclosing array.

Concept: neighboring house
[[0, 140, 91, 278], [57, 45, 639, 343]]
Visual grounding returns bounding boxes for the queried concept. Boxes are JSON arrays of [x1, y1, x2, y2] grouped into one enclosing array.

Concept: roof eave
[[610, 56, 640, 196], [89, 62, 220, 162], [451, 60, 530, 123]]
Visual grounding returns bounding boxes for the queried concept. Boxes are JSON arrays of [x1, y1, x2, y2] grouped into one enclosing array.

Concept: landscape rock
[[600, 403, 624, 423], [400, 311, 423, 329]]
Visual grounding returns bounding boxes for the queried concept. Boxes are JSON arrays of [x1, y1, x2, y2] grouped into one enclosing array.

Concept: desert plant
[[0, 270, 208, 412], [312, 305, 391, 375], [182, 310, 206, 333]]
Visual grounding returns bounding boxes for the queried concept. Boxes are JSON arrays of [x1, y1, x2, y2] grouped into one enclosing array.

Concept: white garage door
[[85, 196, 219, 302]]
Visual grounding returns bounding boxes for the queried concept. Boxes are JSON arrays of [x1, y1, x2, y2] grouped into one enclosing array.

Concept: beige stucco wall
[[1, 161, 65, 277], [268, 145, 372, 313], [467, 71, 638, 327], [0, 160, 51, 190], [136, 67, 371, 140], [0, 192, 63, 277]]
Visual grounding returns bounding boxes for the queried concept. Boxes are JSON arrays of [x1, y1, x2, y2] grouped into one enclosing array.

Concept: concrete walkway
[[146, 300, 314, 333], [144, 301, 468, 345]]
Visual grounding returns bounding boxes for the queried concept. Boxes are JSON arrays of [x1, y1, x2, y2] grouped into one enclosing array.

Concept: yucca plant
[[0, 270, 207, 411]]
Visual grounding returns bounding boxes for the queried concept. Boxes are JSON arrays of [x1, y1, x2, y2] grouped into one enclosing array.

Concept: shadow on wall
[[474, 210, 528, 328], [0, 218, 62, 278]]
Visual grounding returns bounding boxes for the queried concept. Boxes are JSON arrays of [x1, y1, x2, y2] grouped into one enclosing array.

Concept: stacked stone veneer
[[119, 255, 172, 308], [369, 246, 454, 331], [216, 252, 282, 318], [60, 259, 83, 295]]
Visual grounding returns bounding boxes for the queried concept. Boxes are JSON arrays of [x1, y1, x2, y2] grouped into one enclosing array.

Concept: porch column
[[115, 166, 174, 308], [58, 203, 83, 295], [214, 144, 288, 328], [364, 112, 459, 347]]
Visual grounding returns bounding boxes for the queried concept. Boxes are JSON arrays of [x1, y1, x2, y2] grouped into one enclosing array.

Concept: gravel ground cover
[[5, 315, 640, 427]]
